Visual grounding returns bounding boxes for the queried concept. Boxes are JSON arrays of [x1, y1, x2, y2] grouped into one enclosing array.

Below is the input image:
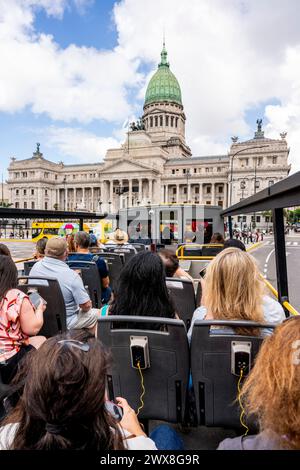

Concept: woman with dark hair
[[0, 333, 162, 450], [0, 244, 11, 257], [102, 252, 175, 319], [0, 255, 46, 384]]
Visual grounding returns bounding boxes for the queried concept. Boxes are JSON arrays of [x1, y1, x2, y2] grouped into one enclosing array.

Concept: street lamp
[[229, 145, 270, 207]]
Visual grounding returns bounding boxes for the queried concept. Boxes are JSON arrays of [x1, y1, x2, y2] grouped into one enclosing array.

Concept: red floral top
[[0, 289, 29, 362]]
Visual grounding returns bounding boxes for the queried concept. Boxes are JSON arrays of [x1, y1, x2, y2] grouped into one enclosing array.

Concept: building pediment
[[101, 158, 159, 175]]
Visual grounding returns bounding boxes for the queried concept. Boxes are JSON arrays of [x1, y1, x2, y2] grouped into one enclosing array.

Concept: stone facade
[[6, 46, 290, 230]]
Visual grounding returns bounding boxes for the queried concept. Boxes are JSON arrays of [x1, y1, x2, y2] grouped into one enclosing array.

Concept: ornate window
[[160, 115, 163, 126]]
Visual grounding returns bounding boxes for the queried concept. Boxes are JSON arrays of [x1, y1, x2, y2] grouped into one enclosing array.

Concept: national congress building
[[7, 43, 290, 229]]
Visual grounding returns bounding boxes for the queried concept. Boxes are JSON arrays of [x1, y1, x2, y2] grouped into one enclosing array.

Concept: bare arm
[[19, 297, 45, 336], [101, 276, 110, 289]]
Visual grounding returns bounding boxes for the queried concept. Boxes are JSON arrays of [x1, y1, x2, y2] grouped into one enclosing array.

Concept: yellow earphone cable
[[238, 368, 249, 436], [136, 361, 145, 416]]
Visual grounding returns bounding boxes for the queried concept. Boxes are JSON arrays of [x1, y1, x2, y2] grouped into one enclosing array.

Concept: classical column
[[91, 187, 94, 211], [211, 183, 215, 205], [128, 180, 133, 207], [139, 179, 143, 202], [148, 179, 153, 203], [224, 183, 228, 208], [176, 184, 180, 203], [73, 188, 76, 210], [199, 183, 203, 204], [187, 183, 191, 203], [109, 180, 114, 204], [65, 187, 68, 211]]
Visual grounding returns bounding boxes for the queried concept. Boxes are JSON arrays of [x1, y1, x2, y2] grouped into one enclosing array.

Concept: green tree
[[0, 202, 13, 208]]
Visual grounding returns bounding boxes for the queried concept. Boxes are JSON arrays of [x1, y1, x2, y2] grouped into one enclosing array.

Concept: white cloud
[[0, 0, 142, 122], [113, 0, 300, 168], [43, 126, 121, 162]]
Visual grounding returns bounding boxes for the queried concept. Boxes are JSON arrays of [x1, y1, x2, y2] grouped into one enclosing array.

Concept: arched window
[[166, 115, 169, 126], [155, 116, 158, 127], [175, 117, 178, 128], [160, 115, 163, 126], [171, 116, 174, 127], [150, 116, 153, 127]]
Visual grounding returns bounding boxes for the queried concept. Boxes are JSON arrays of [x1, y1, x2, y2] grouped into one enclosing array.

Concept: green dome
[[144, 44, 182, 106]]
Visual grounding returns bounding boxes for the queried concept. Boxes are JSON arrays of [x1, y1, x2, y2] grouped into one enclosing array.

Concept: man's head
[[74, 231, 90, 251], [45, 238, 68, 260]]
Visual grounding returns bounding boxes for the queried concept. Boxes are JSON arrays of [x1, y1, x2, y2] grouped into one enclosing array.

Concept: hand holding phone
[[104, 400, 123, 422], [115, 397, 146, 437], [28, 291, 47, 310]]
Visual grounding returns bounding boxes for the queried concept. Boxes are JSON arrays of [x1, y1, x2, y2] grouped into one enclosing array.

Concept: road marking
[[266, 248, 275, 265], [293, 242, 298, 245], [287, 242, 291, 245]]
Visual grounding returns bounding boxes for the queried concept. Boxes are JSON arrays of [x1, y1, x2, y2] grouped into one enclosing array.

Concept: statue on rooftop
[[256, 119, 263, 132]]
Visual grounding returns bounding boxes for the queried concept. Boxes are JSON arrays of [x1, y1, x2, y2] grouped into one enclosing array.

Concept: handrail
[[14, 257, 35, 264], [261, 275, 299, 316]]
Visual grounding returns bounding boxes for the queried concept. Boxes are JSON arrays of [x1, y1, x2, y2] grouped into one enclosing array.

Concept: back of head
[[89, 234, 98, 247], [36, 238, 47, 256], [7, 333, 124, 450], [74, 231, 90, 250], [210, 232, 224, 244], [158, 248, 179, 277], [110, 251, 175, 319], [0, 243, 11, 257], [0, 254, 18, 299], [223, 238, 246, 251], [204, 247, 264, 334], [45, 238, 68, 260], [240, 316, 300, 449]]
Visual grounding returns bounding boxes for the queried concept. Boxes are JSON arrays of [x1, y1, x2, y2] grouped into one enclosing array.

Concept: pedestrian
[[26, 230, 29, 239]]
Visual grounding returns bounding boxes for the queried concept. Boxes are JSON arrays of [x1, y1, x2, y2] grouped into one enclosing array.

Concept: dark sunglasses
[[57, 339, 90, 352]]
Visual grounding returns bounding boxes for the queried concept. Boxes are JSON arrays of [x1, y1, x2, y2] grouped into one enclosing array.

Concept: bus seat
[[201, 245, 224, 257], [98, 316, 189, 423], [23, 260, 37, 276], [166, 277, 196, 330], [103, 245, 136, 264], [129, 243, 146, 252], [17, 276, 67, 338], [66, 260, 102, 309], [191, 320, 276, 430], [96, 252, 125, 291]]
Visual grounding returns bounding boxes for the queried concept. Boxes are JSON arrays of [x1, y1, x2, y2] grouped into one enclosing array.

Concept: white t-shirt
[[0, 423, 157, 450], [188, 295, 286, 342]]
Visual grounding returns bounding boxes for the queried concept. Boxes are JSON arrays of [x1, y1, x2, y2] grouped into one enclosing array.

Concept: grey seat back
[[130, 243, 146, 252], [66, 260, 102, 308], [201, 245, 224, 257], [166, 277, 196, 329], [23, 260, 37, 275], [103, 246, 136, 264], [96, 252, 124, 291], [98, 316, 189, 423], [191, 320, 276, 429], [17, 276, 67, 338]]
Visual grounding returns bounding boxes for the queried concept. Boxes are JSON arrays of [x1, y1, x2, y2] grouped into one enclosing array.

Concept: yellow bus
[[31, 220, 114, 243]]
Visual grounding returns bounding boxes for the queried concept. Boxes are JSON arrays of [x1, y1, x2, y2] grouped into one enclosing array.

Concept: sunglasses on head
[[57, 339, 90, 352]]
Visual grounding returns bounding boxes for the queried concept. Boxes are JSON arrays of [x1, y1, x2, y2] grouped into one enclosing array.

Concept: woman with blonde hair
[[188, 247, 285, 340], [218, 316, 300, 449]]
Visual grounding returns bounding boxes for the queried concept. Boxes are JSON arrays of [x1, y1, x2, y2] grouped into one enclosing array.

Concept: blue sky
[[1, 0, 300, 178]]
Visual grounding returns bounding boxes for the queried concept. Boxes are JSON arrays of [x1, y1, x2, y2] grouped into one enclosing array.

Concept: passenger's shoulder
[[0, 423, 19, 450], [262, 295, 285, 319]]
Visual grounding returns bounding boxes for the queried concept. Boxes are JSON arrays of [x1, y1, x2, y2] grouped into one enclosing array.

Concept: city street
[[251, 233, 300, 310]]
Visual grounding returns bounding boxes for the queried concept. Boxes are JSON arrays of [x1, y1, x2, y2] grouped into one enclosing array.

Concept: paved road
[[250, 234, 300, 311]]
